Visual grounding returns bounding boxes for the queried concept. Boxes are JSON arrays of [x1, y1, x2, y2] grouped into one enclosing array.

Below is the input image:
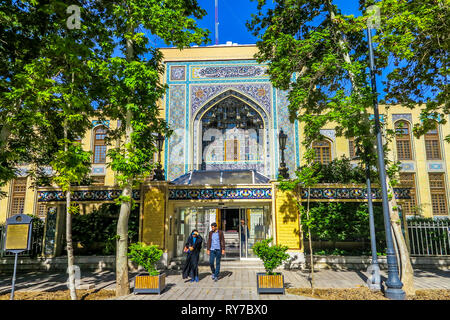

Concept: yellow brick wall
[[140, 186, 166, 248], [274, 187, 302, 251]]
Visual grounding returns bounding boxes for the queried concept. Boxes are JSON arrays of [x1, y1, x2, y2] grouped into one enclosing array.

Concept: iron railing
[[407, 220, 450, 256]]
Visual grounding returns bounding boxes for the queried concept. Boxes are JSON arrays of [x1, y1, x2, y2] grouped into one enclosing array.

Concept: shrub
[[71, 203, 139, 255], [128, 242, 163, 276], [252, 237, 290, 275], [301, 202, 387, 255]]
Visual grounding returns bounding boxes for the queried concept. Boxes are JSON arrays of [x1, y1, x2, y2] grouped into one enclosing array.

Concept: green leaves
[[301, 202, 387, 253], [128, 242, 163, 276], [371, 0, 449, 141], [252, 237, 290, 275], [249, 0, 449, 172], [72, 203, 140, 255], [51, 140, 92, 192], [96, 1, 209, 197]]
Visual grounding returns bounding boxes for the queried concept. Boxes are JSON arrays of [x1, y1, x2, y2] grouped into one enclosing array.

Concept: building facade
[[1, 45, 449, 263]]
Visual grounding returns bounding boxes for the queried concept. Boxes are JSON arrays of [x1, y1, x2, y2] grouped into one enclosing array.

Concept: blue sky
[[157, 0, 364, 47], [150, 0, 388, 97]]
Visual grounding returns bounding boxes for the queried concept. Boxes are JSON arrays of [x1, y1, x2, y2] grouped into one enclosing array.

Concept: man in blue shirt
[[206, 222, 225, 281]]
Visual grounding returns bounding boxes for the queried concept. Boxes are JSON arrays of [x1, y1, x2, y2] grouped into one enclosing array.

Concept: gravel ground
[[2, 287, 450, 300], [286, 287, 450, 300], [0, 289, 116, 300]]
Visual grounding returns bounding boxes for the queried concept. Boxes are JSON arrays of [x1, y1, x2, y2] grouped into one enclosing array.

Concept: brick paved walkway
[[1, 262, 449, 300], [114, 265, 450, 300]]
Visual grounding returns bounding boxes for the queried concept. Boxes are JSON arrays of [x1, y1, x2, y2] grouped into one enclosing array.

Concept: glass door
[[239, 207, 270, 259], [221, 208, 240, 260], [176, 207, 216, 262]]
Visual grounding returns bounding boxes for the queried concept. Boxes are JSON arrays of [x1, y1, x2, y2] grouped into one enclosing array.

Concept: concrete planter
[[256, 273, 284, 294], [133, 273, 166, 294]]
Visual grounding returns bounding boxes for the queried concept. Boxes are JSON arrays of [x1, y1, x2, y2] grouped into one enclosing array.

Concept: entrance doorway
[[221, 208, 239, 231], [175, 205, 271, 261], [219, 207, 270, 260], [220, 209, 240, 259]]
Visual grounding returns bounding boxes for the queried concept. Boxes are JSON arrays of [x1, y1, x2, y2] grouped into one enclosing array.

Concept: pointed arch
[[191, 89, 271, 175], [193, 88, 270, 125]]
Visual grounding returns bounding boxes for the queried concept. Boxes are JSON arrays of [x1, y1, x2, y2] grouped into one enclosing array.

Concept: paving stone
[[1, 267, 449, 300]]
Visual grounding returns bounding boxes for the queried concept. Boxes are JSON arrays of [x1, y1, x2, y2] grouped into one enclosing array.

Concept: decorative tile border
[[169, 188, 272, 200], [276, 90, 297, 177], [191, 83, 272, 116], [168, 187, 411, 200], [17, 167, 29, 177], [37, 190, 141, 202], [320, 129, 336, 141], [170, 65, 186, 81], [392, 114, 412, 123], [428, 163, 444, 171], [167, 85, 186, 181], [191, 65, 268, 80], [44, 207, 57, 256], [91, 166, 105, 175], [92, 120, 110, 128], [368, 114, 385, 123], [299, 188, 411, 200], [400, 163, 415, 171]]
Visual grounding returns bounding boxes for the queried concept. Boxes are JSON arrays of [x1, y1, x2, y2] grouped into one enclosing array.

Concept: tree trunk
[[386, 176, 415, 296], [115, 182, 132, 297], [305, 186, 315, 294], [115, 14, 135, 298], [115, 90, 133, 297], [64, 123, 77, 300], [66, 189, 77, 300]]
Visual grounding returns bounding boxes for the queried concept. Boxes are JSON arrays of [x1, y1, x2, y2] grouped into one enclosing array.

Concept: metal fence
[[0, 223, 44, 258], [407, 220, 450, 256]]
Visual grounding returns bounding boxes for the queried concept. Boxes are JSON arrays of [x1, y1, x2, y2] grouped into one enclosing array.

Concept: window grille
[[313, 140, 332, 165], [395, 121, 413, 160], [10, 178, 27, 216], [424, 124, 441, 160], [398, 173, 417, 215], [93, 126, 107, 164], [429, 173, 448, 215]]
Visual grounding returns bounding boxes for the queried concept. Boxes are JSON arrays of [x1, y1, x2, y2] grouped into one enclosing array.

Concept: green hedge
[[302, 202, 387, 255], [70, 203, 139, 255]]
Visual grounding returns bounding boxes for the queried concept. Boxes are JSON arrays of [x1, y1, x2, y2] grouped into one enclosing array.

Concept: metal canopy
[[171, 170, 270, 185]]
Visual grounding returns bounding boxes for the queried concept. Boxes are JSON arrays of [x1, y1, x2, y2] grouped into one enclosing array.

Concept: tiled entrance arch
[[192, 89, 272, 176]]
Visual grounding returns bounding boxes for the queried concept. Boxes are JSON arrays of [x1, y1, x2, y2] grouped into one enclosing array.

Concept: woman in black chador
[[182, 230, 203, 282]]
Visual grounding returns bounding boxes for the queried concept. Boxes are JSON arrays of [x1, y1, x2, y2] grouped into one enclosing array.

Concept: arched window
[[313, 140, 332, 165], [395, 120, 413, 160], [93, 126, 107, 164], [424, 122, 441, 160]]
